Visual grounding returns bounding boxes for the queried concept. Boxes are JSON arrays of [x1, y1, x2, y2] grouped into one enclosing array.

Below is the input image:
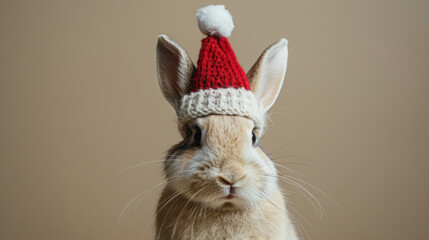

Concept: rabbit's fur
[[155, 35, 297, 240]]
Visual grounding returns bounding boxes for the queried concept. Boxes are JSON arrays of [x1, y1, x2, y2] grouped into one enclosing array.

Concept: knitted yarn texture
[[191, 36, 250, 91], [180, 87, 262, 127], [178, 5, 262, 127]]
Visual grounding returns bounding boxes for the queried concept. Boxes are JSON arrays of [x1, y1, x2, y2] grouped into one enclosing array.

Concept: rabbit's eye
[[252, 131, 257, 146], [193, 127, 202, 146]]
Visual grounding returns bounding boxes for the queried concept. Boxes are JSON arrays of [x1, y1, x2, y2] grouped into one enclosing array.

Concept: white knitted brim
[[179, 87, 262, 127]]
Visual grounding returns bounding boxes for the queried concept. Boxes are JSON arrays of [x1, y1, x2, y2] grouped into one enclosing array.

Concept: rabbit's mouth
[[224, 185, 237, 199], [225, 194, 235, 199], [194, 187, 260, 210], [170, 168, 273, 210]]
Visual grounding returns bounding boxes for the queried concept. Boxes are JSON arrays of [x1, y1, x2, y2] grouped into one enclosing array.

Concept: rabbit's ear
[[156, 34, 196, 110], [247, 38, 288, 115]]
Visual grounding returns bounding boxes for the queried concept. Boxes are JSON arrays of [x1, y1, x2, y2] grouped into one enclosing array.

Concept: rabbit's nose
[[218, 175, 233, 186], [218, 173, 246, 186]]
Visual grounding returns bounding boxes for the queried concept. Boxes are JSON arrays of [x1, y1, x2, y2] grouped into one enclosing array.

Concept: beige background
[[1, 0, 428, 239]]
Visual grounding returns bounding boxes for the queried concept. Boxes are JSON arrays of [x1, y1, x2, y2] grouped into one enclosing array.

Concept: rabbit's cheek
[[242, 146, 275, 176], [240, 149, 279, 202]]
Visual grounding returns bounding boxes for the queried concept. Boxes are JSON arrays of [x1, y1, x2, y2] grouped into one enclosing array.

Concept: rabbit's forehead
[[197, 115, 253, 153], [200, 115, 253, 135]]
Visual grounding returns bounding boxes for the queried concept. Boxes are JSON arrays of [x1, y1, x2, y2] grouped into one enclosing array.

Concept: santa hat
[[179, 5, 262, 127]]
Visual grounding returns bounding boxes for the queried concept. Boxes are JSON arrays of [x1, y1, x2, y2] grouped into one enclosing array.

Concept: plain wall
[[1, 0, 428, 239]]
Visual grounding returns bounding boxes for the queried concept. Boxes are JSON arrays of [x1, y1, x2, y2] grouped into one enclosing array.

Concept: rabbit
[[154, 5, 298, 240], [154, 34, 298, 240]]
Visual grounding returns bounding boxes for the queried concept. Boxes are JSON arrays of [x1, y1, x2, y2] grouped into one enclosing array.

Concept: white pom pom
[[196, 5, 234, 38]]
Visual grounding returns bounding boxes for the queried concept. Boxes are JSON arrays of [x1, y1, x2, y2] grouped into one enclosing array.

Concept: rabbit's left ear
[[156, 34, 195, 111], [247, 39, 288, 115]]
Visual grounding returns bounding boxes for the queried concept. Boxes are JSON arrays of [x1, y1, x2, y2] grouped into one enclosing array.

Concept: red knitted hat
[[180, 5, 261, 126], [190, 36, 250, 91]]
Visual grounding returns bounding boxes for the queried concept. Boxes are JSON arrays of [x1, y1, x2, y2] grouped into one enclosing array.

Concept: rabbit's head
[[156, 34, 288, 210]]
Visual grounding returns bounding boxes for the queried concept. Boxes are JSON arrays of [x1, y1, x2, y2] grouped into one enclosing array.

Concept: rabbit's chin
[[203, 197, 260, 210]]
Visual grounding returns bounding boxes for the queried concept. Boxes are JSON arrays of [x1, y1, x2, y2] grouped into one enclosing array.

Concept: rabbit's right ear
[[247, 39, 288, 115], [156, 34, 195, 110]]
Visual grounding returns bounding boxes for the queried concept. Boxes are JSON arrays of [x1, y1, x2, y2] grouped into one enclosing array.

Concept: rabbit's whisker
[[286, 175, 338, 209], [189, 199, 203, 239], [287, 201, 313, 226], [117, 159, 179, 174], [287, 205, 309, 240], [156, 189, 187, 240], [154, 189, 189, 218], [171, 187, 206, 239], [266, 175, 319, 214], [118, 179, 167, 222], [265, 138, 304, 156], [260, 190, 280, 209], [268, 175, 324, 218]]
